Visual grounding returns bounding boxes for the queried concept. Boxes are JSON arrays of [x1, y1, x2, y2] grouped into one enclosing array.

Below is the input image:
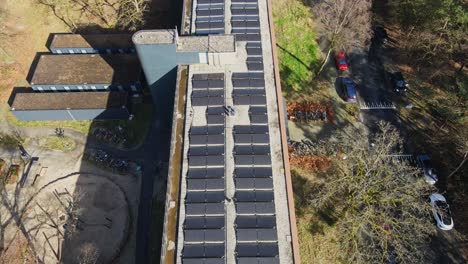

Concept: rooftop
[[177, 35, 235, 52], [132, 29, 176, 45], [49, 33, 133, 49], [30, 54, 141, 85], [10, 91, 128, 110]]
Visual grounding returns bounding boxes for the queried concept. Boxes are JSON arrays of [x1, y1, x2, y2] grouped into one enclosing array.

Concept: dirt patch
[[93, 182, 119, 212]]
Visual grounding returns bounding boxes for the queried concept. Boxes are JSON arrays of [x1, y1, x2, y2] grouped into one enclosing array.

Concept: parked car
[[341, 77, 357, 103], [429, 193, 454, 231], [390, 72, 409, 93], [417, 154, 438, 184], [334, 51, 349, 71], [374, 26, 389, 44]]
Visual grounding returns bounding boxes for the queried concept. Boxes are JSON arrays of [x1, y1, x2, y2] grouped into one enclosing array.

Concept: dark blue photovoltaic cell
[[186, 191, 225, 203], [233, 134, 269, 144], [189, 145, 224, 156], [236, 257, 280, 264], [250, 114, 268, 124], [234, 125, 269, 134], [184, 215, 225, 229], [234, 167, 272, 178], [233, 89, 265, 95], [236, 228, 278, 242], [234, 154, 271, 166], [190, 126, 224, 135], [234, 145, 270, 155], [233, 95, 266, 105], [235, 215, 277, 228], [236, 202, 275, 215], [187, 168, 225, 179], [183, 244, 225, 258], [235, 178, 273, 190], [236, 243, 279, 257], [235, 190, 274, 202], [184, 229, 225, 243], [183, 258, 225, 264], [187, 178, 225, 191], [186, 203, 224, 216]]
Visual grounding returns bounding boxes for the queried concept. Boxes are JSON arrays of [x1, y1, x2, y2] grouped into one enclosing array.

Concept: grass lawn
[[38, 135, 76, 152], [273, 0, 321, 98]]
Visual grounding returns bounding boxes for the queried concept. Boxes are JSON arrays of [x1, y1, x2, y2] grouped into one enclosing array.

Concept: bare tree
[[116, 0, 150, 30], [312, 0, 372, 75], [313, 122, 436, 263], [78, 242, 99, 264]]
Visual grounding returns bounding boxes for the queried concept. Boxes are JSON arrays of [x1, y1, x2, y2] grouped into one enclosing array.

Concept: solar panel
[[196, 9, 224, 17], [235, 215, 276, 228], [187, 168, 225, 179], [189, 134, 224, 145], [186, 191, 225, 203], [207, 96, 225, 106], [185, 203, 224, 216], [187, 179, 225, 191], [235, 178, 273, 190], [250, 114, 268, 124], [236, 202, 275, 215], [236, 228, 277, 242], [247, 47, 262, 56], [235, 190, 274, 202], [192, 89, 208, 98], [189, 145, 224, 156], [184, 229, 225, 243], [190, 126, 224, 135], [231, 8, 259, 16], [232, 21, 260, 28], [233, 89, 265, 95], [206, 106, 224, 115], [182, 244, 225, 258], [185, 216, 225, 229], [183, 258, 225, 264], [234, 145, 270, 155], [209, 79, 225, 88], [249, 106, 267, 114], [196, 21, 225, 29], [236, 243, 278, 257], [247, 62, 264, 71], [234, 125, 269, 134], [233, 134, 269, 144], [236, 257, 280, 264], [234, 155, 271, 166], [188, 155, 224, 167], [234, 167, 272, 178], [192, 73, 224, 80], [192, 80, 209, 89], [207, 115, 225, 125], [246, 42, 262, 48], [198, 0, 224, 4]]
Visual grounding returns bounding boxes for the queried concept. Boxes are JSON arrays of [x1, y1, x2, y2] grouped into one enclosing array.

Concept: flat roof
[[30, 54, 141, 85], [177, 35, 235, 52], [49, 33, 133, 49], [132, 29, 176, 45], [11, 91, 128, 110]]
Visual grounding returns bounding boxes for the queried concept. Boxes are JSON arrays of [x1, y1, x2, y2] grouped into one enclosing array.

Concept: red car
[[334, 51, 349, 71]]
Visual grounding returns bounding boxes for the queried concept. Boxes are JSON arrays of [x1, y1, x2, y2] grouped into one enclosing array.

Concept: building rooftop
[[132, 29, 176, 45], [177, 35, 235, 52], [30, 54, 141, 85], [49, 33, 133, 49], [10, 91, 128, 111]]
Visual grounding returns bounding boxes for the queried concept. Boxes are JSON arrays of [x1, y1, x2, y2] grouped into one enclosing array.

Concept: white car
[[417, 154, 438, 184], [429, 193, 454, 231]]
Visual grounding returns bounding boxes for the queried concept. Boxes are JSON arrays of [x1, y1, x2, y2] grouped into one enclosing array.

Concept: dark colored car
[[334, 51, 349, 71], [390, 72, 409, 93], [374, 26, 389, 44], [341, 77, 357, 103]]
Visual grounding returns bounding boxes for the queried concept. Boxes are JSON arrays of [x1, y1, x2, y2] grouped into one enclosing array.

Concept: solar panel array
[[195, 0, 226, 34], [231, 0, 280, 262], [183, 73, 226, 263]]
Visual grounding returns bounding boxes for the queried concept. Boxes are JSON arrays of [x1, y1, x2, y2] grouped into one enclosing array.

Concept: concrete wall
[[133, 42, 201, 91], [31, 83, 142, 93], [50, 47, 136, 54], [12, 108, 129, 121]]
